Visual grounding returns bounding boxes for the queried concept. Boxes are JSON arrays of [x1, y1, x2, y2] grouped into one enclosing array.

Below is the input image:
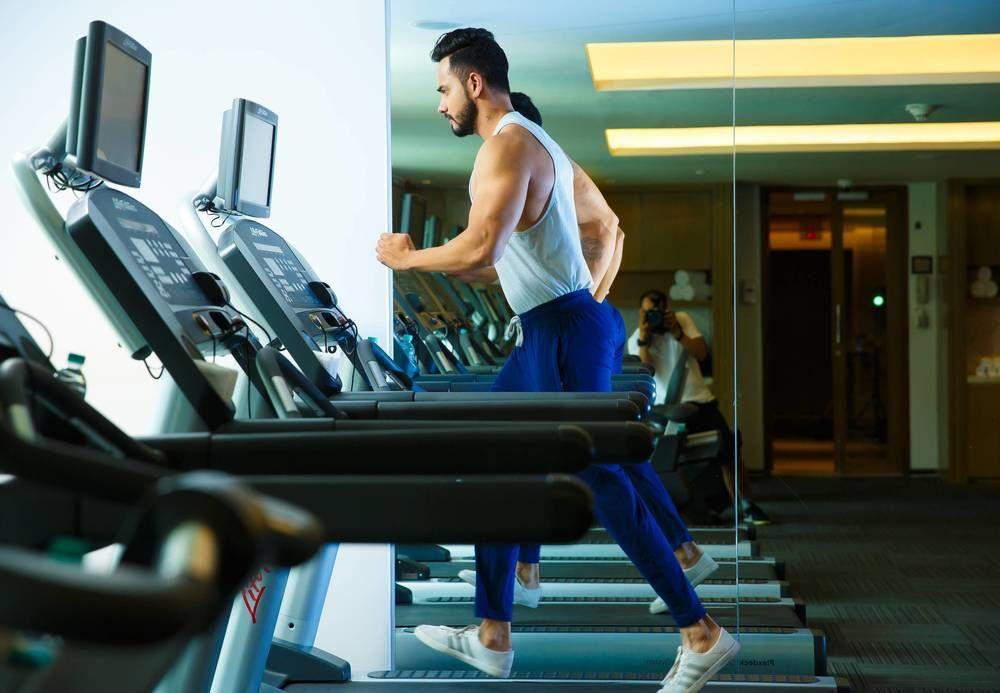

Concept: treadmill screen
[[238, 112, 274, 208], [117, 216, 206, 307], [238, 226, 323, 310], [96, 42, 147, 173]]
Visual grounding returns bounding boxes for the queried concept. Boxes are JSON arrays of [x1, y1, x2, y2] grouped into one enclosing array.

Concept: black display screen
[[238, 225, 323, 310], [115, 214, 206, 307], [96, 42, 146, 173]]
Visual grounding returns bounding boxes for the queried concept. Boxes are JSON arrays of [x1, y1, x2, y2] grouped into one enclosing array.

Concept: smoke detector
[[905, 103, 936, 121]]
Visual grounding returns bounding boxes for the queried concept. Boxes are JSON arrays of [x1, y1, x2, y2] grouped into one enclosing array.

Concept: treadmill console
[[70, 187, 244, 351], [221, 219, 349, 339], [67, 186, 243, 426], [219, 219, 347, 393]]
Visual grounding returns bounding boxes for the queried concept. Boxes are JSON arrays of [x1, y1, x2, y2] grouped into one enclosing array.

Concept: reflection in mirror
[[731, 2, 1000, 691], [385, 0, 782, 688]]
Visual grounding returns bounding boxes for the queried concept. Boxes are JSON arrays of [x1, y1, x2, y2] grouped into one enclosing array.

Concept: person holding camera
[[628, 290, 771, 526]]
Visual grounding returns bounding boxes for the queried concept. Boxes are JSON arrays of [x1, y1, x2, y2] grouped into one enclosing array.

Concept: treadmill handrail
[[150, 426, 595, 475], [243, 474, 594, 544], [0, 544, 214, 645], [0, 357, 166, 464]]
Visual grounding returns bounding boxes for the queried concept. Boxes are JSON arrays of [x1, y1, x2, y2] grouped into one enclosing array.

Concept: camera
[[644, 308, 668, 334]]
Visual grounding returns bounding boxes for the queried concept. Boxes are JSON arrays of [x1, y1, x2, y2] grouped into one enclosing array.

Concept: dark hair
[[510, 92, 542, 126], [431, 28, 510, 93], [639, 289, 667, 307]]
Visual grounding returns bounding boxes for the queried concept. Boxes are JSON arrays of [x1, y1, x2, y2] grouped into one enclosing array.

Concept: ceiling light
[[606, 122, 1000, 156], [587, 34, 1000, 90]]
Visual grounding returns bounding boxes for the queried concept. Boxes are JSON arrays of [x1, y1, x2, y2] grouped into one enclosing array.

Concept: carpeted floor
[[751, 475, 1000, 692]]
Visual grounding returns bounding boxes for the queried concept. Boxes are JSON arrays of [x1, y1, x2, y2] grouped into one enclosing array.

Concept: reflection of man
[[628, 290, 771, 526], [376, 28, 738, 690]]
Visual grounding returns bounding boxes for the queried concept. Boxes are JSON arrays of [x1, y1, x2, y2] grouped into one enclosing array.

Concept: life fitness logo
[[122, 37, 139, 53], [242, 566, 271, 624], [249, 225, 269, 239], [112, 196, 138, 213], [255, 105, 271, 118]]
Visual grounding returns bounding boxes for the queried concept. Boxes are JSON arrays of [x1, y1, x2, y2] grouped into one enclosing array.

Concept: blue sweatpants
[[475, 290, 705, 627], [604, 300, 694, 550], [514, 301, 693, 561]]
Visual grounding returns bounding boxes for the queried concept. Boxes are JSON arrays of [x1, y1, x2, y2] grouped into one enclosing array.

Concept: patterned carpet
[[751, 476, 1000, 692]]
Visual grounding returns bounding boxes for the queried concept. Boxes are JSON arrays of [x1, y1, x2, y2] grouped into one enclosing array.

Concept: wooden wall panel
[[966, 186, 1000, 266], [966, 384, 1000, 478], [639, 191, 714, 270]]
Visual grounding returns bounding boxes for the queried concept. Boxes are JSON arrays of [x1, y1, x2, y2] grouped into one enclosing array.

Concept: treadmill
[[8, 20, 836, 691], [2, 22, 605, 692], [172, 100, 770, 564], [0, 310, 840, 693], [173, 106, 815, 671], [175, 99, 795, 607], [0, 322, 603, 693], [0, 422, 322, 693]]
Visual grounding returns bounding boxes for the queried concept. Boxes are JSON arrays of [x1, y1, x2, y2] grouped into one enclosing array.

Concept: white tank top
[[471, 111, 592, 315]]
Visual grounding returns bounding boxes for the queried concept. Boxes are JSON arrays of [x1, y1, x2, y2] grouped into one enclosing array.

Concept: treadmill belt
[[589, 526, 752, 543], [397, 602, 803, 629], [426, 559, 782, 582], [288, 672, 843, 691]]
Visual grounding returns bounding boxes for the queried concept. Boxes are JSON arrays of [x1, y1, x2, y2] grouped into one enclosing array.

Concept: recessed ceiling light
[[412, 20, 462, 31], [420, 179, 432, 184], [587, 34, 1000, 90], [606, 122, 1000, 156]]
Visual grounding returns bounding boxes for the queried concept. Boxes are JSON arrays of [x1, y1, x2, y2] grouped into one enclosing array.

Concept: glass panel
[[735, 2, 1000, 689], [389, 0, 739, 683], [841, 201, 892, 473]]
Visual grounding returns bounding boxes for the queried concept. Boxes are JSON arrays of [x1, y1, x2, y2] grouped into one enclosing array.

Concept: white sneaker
[[650, 552, 719, 614], [658, 627, 740, 692], [457, 569, 542, 608], [413, 624, 514, 678]]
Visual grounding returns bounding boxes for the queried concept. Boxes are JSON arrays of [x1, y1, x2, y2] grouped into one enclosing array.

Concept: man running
[[455, 91, 721, 619], [376, 28, 738, 692]]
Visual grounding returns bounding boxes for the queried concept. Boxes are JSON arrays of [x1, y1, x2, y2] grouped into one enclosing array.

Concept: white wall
[[907, 182, 947, 472], [1, 0, 394, 676], [1, 1, 392, 435]]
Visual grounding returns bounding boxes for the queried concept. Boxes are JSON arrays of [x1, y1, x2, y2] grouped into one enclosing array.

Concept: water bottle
[[396, 333, 419, 378], [55, 352, 87, 398]]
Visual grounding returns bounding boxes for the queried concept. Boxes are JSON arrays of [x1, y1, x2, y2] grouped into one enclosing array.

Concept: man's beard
[[449, 96, 478, 137]]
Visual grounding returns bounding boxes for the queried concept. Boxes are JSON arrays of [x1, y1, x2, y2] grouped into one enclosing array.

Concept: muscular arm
[[571, 161, 619, 296], [453, 266, 499, 284], [397, 136, 529, 274], [454, 162, 621, 291], [592, 227, 624, 302]]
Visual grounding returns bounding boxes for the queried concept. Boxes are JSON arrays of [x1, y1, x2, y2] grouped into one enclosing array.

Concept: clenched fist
[[376, 232, 416, 271]]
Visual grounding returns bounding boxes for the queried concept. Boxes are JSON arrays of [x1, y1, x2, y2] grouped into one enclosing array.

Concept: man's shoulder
[[492, 124, 537, 151], [474, 128, 534, 173]]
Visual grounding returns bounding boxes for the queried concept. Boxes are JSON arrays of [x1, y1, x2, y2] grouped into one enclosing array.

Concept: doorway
[[763, 188, 909, 476]]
